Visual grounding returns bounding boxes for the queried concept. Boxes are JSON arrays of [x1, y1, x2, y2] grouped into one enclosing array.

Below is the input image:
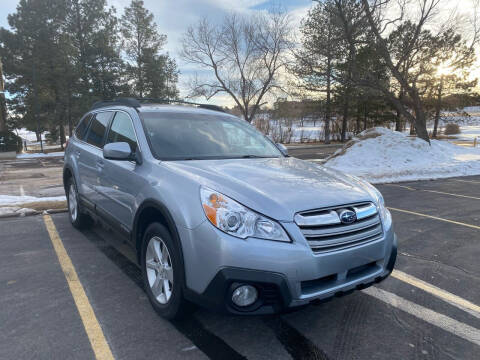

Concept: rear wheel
[[66, 177, 90, 229], [141, 222, 188, 319]]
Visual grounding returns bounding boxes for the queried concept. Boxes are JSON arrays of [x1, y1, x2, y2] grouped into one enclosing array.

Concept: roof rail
[[136, 98, 226, 113], [90, 97, 141, 110], [90, 97, 226, 113]]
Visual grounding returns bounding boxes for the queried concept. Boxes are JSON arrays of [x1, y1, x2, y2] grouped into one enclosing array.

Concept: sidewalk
[[0, 157, 66, 217]]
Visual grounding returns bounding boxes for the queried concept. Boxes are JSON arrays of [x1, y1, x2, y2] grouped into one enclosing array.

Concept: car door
[[78, 111, 113, 207], [97, 111, 142, 232]]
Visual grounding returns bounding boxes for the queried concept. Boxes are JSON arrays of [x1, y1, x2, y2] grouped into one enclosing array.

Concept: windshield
[[141, 112, 283, 160]]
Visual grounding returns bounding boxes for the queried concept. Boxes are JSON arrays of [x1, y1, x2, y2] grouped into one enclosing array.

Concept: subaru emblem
[[339, 209, 356, 224]]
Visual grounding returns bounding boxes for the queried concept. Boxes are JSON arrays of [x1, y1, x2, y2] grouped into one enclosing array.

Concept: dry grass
[[444, 123, 461, 135]]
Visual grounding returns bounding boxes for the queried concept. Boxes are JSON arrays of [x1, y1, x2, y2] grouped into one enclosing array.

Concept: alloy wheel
[[145, 236, 174, 304], [68, 184, 78, 222]]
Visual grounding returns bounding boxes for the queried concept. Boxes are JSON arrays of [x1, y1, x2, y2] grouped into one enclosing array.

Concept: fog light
[[231, 285, 258, 307]]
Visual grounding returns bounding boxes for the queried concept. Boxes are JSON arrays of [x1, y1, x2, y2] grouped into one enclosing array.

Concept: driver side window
[[106, 112, 138, 153]]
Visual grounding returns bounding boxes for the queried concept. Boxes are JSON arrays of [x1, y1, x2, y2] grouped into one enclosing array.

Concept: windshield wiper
[[241, 155, 277, 158]]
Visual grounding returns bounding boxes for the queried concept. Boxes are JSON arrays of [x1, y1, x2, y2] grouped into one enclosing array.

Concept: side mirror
[[103, 142, 133, 161], [276, 143, 288, 156]]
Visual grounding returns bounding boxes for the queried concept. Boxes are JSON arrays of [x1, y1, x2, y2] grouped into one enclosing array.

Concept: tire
[[66, 176, 90, 229], [141, 222, 189, 319]]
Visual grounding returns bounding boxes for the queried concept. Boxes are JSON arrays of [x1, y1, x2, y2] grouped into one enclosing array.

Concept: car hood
[[163, 157, 374, 221]]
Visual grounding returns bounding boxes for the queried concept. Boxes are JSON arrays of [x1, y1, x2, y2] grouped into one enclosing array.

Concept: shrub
[[444, 123, 461, 135], [0, 130, 23, 153]]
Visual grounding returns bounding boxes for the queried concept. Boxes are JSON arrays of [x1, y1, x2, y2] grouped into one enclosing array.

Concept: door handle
[[75, 150, 81, 158]]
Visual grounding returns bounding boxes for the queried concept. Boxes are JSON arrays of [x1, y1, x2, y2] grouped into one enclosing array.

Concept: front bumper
[[179, 217, 397, 315]]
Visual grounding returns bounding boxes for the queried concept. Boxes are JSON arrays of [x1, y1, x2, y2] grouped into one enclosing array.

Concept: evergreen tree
[[120, 0, 178, 98], [0, 0, 71, 143], [293, 1, 342, 143], [65, 0, 125, 116]]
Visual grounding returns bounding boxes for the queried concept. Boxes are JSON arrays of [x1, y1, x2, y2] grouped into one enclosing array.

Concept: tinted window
[[141, 112, 282, 160], [106, 112, 138, 152], [74, 114, 92, 140], [85, 112, 111, 148]]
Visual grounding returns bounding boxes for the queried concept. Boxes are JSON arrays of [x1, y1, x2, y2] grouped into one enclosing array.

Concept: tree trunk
[[395, 109, 401, 131], [0, 96, 6, 132], [355, 103, 361, 134], [341, 90, 349, 142], [363, 103, 367, 131], [60, 123, 66, 150], [325, 57, 332, 144], [432, 76, 443, 138], [395, 87, 403, 132], [0, 58, 7, 132]]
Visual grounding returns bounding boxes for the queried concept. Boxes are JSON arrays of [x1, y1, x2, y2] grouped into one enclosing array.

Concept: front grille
[[295, 202, 382, 253]]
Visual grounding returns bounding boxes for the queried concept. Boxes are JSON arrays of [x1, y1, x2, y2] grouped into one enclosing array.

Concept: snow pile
[[0, 207, 37, 218], [0, 194, 66, 206], [325, 127, 480, 183], [17, 151, 64, 159]]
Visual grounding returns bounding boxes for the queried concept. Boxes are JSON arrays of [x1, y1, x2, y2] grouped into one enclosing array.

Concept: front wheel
[[141, 222, 189, 319]]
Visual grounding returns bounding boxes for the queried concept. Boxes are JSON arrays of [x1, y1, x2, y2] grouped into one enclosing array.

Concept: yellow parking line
[[385, 184, 480, 200], [392, 270, 480, 316], [43, 215, 114, 360], [421, 189, 480, 201], [454, 179, 480, 185], [388, 207, 480, 230], [385, 184, 416, 191]]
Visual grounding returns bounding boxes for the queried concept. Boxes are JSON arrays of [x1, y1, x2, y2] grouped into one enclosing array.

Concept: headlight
[[364, 182, 390, 223], [200, 187, 290, 242]]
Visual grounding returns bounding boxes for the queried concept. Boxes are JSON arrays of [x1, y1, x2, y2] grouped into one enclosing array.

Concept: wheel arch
[[63, 165, 75, 192], [133, 199, 185, 270]]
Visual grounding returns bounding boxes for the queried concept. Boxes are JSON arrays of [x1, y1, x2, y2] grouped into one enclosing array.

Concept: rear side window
[[106, 112, 138, 152], [74, 114, 92, 140], [85, 112, 111, 148]]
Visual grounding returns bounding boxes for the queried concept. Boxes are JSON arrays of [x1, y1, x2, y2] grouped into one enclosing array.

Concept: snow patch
[[0, 195, 66, 206], [325, 127, 480, 183], [0, 207, 37, 217], [16, 152, 64, 159]]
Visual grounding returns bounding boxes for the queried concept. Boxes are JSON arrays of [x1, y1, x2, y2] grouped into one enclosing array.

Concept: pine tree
[[120, 0, 178, 98], [293, 1, 342, 144], [0, 0, 70, 143]]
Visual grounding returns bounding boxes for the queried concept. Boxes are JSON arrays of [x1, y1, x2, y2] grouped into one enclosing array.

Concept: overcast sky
[[0, 0, 478, 105]]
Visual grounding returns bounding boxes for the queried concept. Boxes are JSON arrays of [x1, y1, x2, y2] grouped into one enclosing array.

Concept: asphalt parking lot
[[0, 155, 479, 359]]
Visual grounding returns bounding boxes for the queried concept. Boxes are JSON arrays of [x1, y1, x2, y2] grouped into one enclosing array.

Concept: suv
[[64, 98, 397, 319]]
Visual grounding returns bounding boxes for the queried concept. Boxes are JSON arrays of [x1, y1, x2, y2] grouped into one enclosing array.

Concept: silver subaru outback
[[63, 98, 397, 319]]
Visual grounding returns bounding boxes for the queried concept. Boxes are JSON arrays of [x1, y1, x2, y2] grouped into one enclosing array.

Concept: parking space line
[[391, 270, 480, 319], [421, 189, 480, 200], [363, 287, 480, 346], [388, 207, 480, 230], [385, 184, 416, 191], [454, 179, 480, 185], [385, 184, 480, 200], [43, 215, 114, 360]]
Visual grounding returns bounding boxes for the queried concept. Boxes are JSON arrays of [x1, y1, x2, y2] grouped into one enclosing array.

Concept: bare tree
[[348, 0, 452, 143], [181, 11, 292, 123]]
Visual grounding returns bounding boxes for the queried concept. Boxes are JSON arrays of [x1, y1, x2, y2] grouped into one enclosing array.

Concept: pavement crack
[[399, 252, 478, 279]]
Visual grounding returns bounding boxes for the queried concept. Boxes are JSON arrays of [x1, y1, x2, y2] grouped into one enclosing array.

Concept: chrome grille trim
[[295, 202, 382, 253], [294, 210, 340, 227], [353, 203, 377, 220]]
